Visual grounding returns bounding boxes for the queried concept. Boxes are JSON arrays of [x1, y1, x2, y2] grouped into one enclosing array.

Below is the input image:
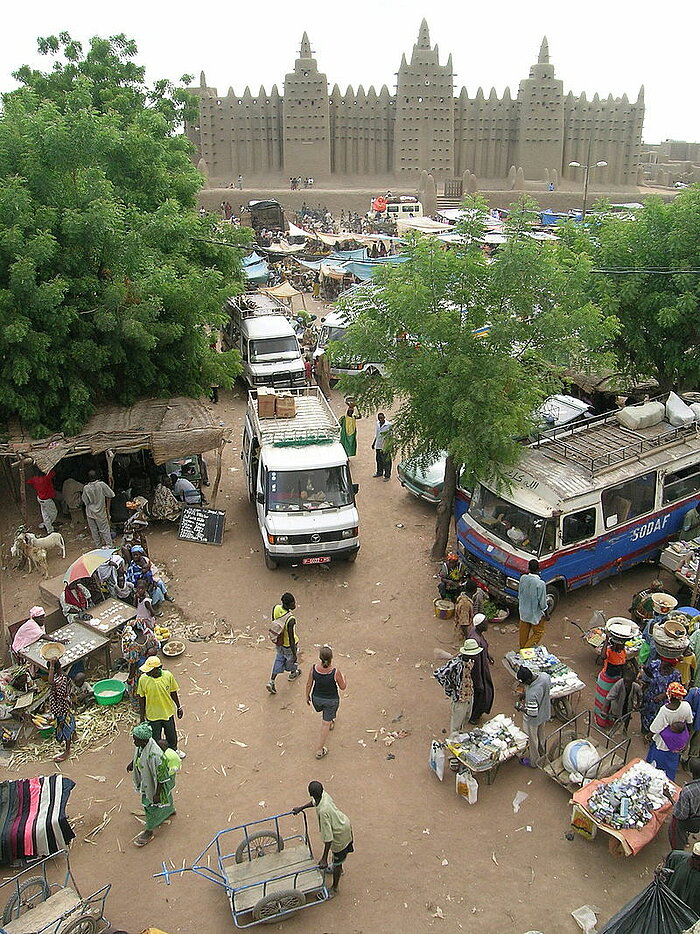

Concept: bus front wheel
[[546, 584, 561, 616]]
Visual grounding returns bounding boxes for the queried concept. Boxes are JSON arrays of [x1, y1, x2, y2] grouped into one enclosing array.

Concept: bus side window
[[562, 507, 597, 545], [662, 464, 700, 505], [601, 471, 657, 529]]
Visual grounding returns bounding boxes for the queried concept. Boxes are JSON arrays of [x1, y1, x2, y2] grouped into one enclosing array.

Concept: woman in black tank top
[[306, 645, 347, 760]]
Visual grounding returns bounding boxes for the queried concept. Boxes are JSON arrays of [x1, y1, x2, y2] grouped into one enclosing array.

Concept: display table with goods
[[17, 621, 111, 677], [445, 714, 529, 785], [503, 645, 586, 722], [570, 758, 680, 857], [79, 596, 136, 635]]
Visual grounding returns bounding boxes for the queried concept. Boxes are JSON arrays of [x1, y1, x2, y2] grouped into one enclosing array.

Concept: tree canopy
[[560, 188, 700, 393], [0, 33, 250, 437], [334, 197, 617, 555]]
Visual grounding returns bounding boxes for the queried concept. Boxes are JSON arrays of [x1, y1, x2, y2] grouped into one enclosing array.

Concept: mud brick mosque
[[187, 21, 644, 189]]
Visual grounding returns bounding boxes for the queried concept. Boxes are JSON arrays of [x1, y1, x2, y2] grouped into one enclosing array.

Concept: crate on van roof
[[248, 388, 340, 446], [532, 410, 700, 476]]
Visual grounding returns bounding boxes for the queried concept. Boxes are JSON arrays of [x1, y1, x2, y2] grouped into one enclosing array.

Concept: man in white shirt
[[169, 473, 202, 505], [372, 412, 393, 481]]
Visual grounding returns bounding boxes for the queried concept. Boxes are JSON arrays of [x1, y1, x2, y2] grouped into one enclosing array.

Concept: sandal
[[315, 746, 328, 759], [134, 831, 153, 847], [329, 720, 335, 731]]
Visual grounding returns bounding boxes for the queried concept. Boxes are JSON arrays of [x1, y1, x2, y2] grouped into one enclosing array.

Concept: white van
[[225, 294, 306, 389], [242, 388, 360, 568]]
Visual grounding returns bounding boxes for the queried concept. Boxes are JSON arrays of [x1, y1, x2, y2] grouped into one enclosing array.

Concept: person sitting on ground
[[71, 672, 94, 706], [98, 553, 133, 600], [169, 472, 202, 506], [438, 554, 469, 603], [151, 478, 184, 522], [59, 580, 93, 622], [127, 547, 171, 605]]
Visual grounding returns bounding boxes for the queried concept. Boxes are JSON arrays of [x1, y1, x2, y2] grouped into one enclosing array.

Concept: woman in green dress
[[339, 403, 359, 457], [128, 722, 175, 847]]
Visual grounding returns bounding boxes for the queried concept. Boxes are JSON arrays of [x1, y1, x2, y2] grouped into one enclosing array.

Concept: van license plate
[[303, 556, 331, 565]]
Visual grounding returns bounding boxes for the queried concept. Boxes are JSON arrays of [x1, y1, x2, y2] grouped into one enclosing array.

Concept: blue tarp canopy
[[243, 260, 269, 283], [295, 258, 323, 270], [242, 252, 264, 266], [329, 248, 369, 261]]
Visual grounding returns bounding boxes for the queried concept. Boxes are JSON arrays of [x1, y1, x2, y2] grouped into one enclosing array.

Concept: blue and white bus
[[456, 405, 700, 610]]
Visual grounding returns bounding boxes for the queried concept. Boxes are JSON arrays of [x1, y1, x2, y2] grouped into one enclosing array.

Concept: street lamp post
[[569, 137, 607, 220]]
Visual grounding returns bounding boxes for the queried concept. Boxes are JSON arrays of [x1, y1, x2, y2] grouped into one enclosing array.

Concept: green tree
[[561, 188, 700, 392], [0, 33, 251, 436], [335, 196, 616, 557]]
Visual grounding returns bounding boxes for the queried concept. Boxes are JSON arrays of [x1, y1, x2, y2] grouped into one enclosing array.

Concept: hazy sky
[[1, 0, 697, 144]]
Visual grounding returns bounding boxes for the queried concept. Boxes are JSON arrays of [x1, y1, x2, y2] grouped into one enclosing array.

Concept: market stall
[[503, 645, 586, 721], [570, 758, 679, 857], [17, 621, 111, 677], [445, 714, 529, 785]]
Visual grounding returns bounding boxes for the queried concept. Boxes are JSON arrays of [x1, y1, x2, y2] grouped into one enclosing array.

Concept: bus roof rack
[[532, 409, 700, 475]]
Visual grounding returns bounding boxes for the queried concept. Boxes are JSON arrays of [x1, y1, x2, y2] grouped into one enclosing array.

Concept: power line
[[591, 268, 700, 275]]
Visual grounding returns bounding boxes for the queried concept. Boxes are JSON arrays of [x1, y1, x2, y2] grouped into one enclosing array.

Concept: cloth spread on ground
[[572, 758, 679, 857], [0, 776, 76, 861], [315, 791, 353, 852]]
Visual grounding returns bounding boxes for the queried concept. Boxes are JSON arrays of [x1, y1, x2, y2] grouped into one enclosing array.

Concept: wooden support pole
[[210, 444, 224, 508], [18, 461, 28, 525]]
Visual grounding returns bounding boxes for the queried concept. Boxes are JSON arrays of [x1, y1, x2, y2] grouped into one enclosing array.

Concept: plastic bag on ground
[[572, 904, 599, 933], [599, 875, 698, 934], [456, 770, 478, 804], [429, 741, 445, 781]]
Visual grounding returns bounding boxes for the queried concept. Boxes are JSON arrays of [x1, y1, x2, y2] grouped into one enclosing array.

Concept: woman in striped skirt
[[594, 634, 628, 729]]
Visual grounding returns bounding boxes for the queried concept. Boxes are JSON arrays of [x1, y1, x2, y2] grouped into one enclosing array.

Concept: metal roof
[[503, 416, 700, 507]]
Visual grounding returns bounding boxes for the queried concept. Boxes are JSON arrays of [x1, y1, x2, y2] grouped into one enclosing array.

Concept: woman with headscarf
[[122, 619, 160, 686], [647, 682, 693, 780], [12, 606, 68, 673], [48, 658, 76, 762], [640, 657, 682, 739], [127, 723, 175, 847], [594, 629, 629, 730], [466, 613, 495, 723]]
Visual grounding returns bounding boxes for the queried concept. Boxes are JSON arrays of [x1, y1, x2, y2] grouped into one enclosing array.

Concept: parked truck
[[224, 293, 306, 389], [242, 388, 360, 568]]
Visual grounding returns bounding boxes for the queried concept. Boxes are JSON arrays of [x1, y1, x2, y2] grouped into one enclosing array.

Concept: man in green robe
[[339, 403, 359, 457], [664, 843, 700, 916]]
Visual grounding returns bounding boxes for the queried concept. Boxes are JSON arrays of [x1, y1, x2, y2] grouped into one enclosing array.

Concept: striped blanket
[[0, 776, 75, 862]]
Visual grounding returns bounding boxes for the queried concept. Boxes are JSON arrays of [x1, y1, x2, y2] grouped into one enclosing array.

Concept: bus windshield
[[319, 325, 347, 345], [468, 484, 556, 556], [267, 467, 354, 512]]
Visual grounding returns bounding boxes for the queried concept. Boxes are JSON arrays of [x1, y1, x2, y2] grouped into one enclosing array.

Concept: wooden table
[[80, 596, 136, 636], [19, 621, 111, 677]]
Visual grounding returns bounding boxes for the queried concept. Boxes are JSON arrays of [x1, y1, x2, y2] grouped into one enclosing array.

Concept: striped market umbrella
[[63, 548, 117, 584]]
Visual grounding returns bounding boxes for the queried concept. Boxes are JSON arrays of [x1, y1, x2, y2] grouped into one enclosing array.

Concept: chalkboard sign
[[178, 507, 226, 545]]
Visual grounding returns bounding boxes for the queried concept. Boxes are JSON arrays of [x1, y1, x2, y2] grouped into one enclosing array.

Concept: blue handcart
[[154, 810, 330, 927]]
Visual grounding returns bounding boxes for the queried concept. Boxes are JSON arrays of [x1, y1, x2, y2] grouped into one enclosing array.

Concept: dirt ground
[[0, 383, 688, 934]]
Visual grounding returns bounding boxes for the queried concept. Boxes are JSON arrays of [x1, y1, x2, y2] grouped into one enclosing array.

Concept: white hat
[[693, 841, 700, 857], [473, 613, 487, 626], [459, 638, 483, 657]]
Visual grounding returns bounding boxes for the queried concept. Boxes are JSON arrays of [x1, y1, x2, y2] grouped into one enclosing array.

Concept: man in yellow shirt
[[137, 657, 185, 759], [266, 592, 301, 695], [293, 780, 353, 899]]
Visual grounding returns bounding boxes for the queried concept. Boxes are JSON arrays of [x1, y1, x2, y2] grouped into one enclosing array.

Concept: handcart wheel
[[234, 830, 285, 863], [2, 876, 50, 924], [252, 889, 305, 922], [61, 917, 99, 934], [553, 697, 574, 723]]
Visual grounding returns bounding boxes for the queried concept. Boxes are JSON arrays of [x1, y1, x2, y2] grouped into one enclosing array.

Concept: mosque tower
[[393, 20, 455, 177], [283, 32, 331, 178], [515, 37, 564, 179]]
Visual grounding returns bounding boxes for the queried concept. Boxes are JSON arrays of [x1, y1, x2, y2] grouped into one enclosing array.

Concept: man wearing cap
[[136, 658, 185, 759], [666, 758, 700, 850], [518, 560, 549, 649], [433, 638, 483, 735], [516, 666, 552, 768], [663, 843, 700, 916]]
